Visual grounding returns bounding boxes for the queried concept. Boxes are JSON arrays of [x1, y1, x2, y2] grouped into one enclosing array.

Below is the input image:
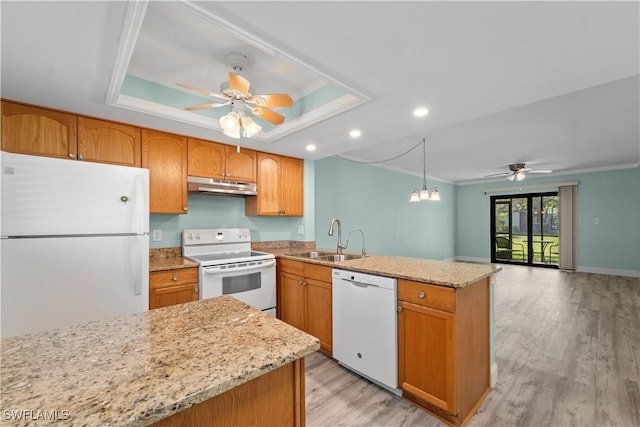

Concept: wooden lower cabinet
[[149, 268, 198, 309], [398, 278, 490, 427], [151, 358, 306, 427], [278, 259, 332, 356]]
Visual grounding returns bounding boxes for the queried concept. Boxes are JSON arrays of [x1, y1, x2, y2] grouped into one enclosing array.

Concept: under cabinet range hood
[[187, 176, 257, 196]]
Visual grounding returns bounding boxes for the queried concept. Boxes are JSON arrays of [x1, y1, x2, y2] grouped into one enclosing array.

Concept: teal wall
[[314, 157, 457, 260], [457, 166, 640, 274], [149, 161, 313, 248]]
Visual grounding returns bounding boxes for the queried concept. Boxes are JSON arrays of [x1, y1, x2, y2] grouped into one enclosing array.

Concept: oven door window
[[222, 272, 261, 295]]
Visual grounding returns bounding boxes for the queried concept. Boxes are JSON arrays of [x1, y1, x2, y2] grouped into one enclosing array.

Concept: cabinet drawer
[[398, 279, 455, 313], [150, 268, 198, 289], [304, 263, 332, 283], [279, 258, 304, 276]]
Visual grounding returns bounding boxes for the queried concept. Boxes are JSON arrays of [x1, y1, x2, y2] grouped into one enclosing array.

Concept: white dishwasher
[[332, 269, 400, 394]]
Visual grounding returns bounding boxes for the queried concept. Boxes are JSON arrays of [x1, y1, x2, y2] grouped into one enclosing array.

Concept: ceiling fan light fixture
[[240, 116, 261, 138], [515, 171, 526, 181], [220, 111, 240, 133]]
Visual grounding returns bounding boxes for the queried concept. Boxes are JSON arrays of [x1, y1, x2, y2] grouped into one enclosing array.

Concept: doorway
[[490, 192, 559, 267]]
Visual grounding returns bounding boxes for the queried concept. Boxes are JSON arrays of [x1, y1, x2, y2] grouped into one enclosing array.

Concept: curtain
[[558, 184, 577, 270]]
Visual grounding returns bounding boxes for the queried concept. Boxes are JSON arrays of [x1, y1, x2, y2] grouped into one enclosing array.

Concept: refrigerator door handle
[[133, 237, 143, 296], [134, 172, 149, 235]]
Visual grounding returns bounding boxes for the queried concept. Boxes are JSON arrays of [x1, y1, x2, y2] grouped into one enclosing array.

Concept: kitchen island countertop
[[277, 251, 501, 288], [1, 296, 319, 426]]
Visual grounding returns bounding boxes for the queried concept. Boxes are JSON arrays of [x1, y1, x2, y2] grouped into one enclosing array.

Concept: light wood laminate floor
[[305, 265, 640, 426]]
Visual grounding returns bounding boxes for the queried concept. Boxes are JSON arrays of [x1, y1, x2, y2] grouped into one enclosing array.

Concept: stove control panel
[[183, 228, 252, 245]]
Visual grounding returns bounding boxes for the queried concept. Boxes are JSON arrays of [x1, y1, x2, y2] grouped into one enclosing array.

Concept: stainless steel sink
[[288, 251, 367, 261], [288, 251, 333, 259], [318, 254, 367, 262]]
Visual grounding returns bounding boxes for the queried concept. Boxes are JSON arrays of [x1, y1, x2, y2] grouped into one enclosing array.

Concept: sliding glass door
[[491, 192, 558, 267]]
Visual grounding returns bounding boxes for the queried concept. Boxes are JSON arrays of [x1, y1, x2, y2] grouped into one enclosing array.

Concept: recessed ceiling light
[[349, 129, 361, 138], [306, 144, 316, 152], [413, 107, 429, 117]]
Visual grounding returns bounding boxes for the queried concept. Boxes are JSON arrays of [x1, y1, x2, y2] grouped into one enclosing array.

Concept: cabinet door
[[142, 129, 188, 214], [398, 300, 456, 414], [187, 138, 225, 179], [281, 156, 304, 216], [149, 283, 198, 309], [249, 152, 282, 215], [305, 277, 332, 355], [1, 100, 77, 159], [279, 271, 306, 331], [78, 117, 141, 166], [224, 145, 256, 182]]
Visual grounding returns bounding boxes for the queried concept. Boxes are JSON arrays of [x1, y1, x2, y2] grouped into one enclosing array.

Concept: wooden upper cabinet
[[246, 152, 303, 216], [187, 138, 256, 182], [1, 100, 77, 159], [224, 145, 256, 182], [142, 129, 188, 214], [78, 117, 141, 167], [187, 138, 225, 178], [281, 156, 304, 216]]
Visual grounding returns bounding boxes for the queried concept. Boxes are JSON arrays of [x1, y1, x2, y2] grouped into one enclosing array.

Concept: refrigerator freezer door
[[1, 235, 149, 338], [1, 152, 149, 236]]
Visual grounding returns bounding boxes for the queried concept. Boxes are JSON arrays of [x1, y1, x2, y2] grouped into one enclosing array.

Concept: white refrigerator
[[1, 152, 149, 338]]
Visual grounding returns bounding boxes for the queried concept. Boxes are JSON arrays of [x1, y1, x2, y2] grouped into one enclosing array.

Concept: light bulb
[[430, 188, 441, 201], [419, 188, 430, 200], [409, 190, 420, 202]]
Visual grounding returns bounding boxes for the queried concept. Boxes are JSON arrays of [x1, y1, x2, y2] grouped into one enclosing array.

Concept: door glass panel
[[491, 193, 558, 267]]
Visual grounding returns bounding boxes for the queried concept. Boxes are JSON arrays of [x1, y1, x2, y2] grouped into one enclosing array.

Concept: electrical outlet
[[297, 224, 305, 235], [152, 229, 162, 241]]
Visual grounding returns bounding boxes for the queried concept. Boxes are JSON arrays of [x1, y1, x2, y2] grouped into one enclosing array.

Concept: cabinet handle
[[78, 154, 84, 160], [299, 280, 303, 286], [194, 287, 199, 293], [183, 207, 188, 211], [418, 291, 425, 299], [173, 275, 178, 281], [397, 306, 403, 313], [302, 281, 307, 286], [68, 153, 77, 159]]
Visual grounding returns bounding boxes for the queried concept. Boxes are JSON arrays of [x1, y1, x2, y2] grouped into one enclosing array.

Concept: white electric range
[[182, 228, 276, 316]]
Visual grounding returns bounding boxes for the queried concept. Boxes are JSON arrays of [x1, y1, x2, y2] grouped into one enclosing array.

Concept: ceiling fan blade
[[185, 101, 230, 111], [229, 72, 250, 98], [176, 83, 229, 100], [528, 170, 553, 174], [251, 93, 293, 108], [253, 107, 285, 125], [484, 172, 511, 178]]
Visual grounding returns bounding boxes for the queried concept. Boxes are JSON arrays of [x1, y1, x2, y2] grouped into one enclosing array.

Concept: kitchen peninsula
[[277, 250, 501, 426], [1, 296, 319, 426]]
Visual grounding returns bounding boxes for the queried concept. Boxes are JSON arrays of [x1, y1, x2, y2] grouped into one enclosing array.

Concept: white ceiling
[[2, 1, 638, 184]]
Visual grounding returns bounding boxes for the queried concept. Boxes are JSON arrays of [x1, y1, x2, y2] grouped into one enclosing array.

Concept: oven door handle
[[202, 259, 276, 275]]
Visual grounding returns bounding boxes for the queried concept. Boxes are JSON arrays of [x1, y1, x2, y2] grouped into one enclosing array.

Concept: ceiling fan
[[484, 163, 553, 181], [177, 68, 293, 139]]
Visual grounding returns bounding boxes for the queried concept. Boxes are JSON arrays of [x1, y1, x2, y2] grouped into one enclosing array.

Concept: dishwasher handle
[[340, 277, 379, 288]]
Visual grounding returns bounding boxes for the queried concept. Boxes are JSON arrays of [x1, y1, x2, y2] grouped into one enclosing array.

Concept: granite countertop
[[149, 247, 198, 272], [1, 296, 320, 426], [278, 251, 501, 288]]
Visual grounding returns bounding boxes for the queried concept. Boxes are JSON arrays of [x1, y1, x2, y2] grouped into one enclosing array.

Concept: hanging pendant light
[[409, 138, 441, 202]]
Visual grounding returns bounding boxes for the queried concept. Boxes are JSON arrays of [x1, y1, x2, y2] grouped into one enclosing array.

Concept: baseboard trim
[[490, 363, 498, 388], [576, 266, 639, 278]]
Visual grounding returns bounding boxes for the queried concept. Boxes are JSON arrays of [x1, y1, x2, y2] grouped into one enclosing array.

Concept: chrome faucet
[[347, 228, 367, 257], [328, 218, 347, 255]]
